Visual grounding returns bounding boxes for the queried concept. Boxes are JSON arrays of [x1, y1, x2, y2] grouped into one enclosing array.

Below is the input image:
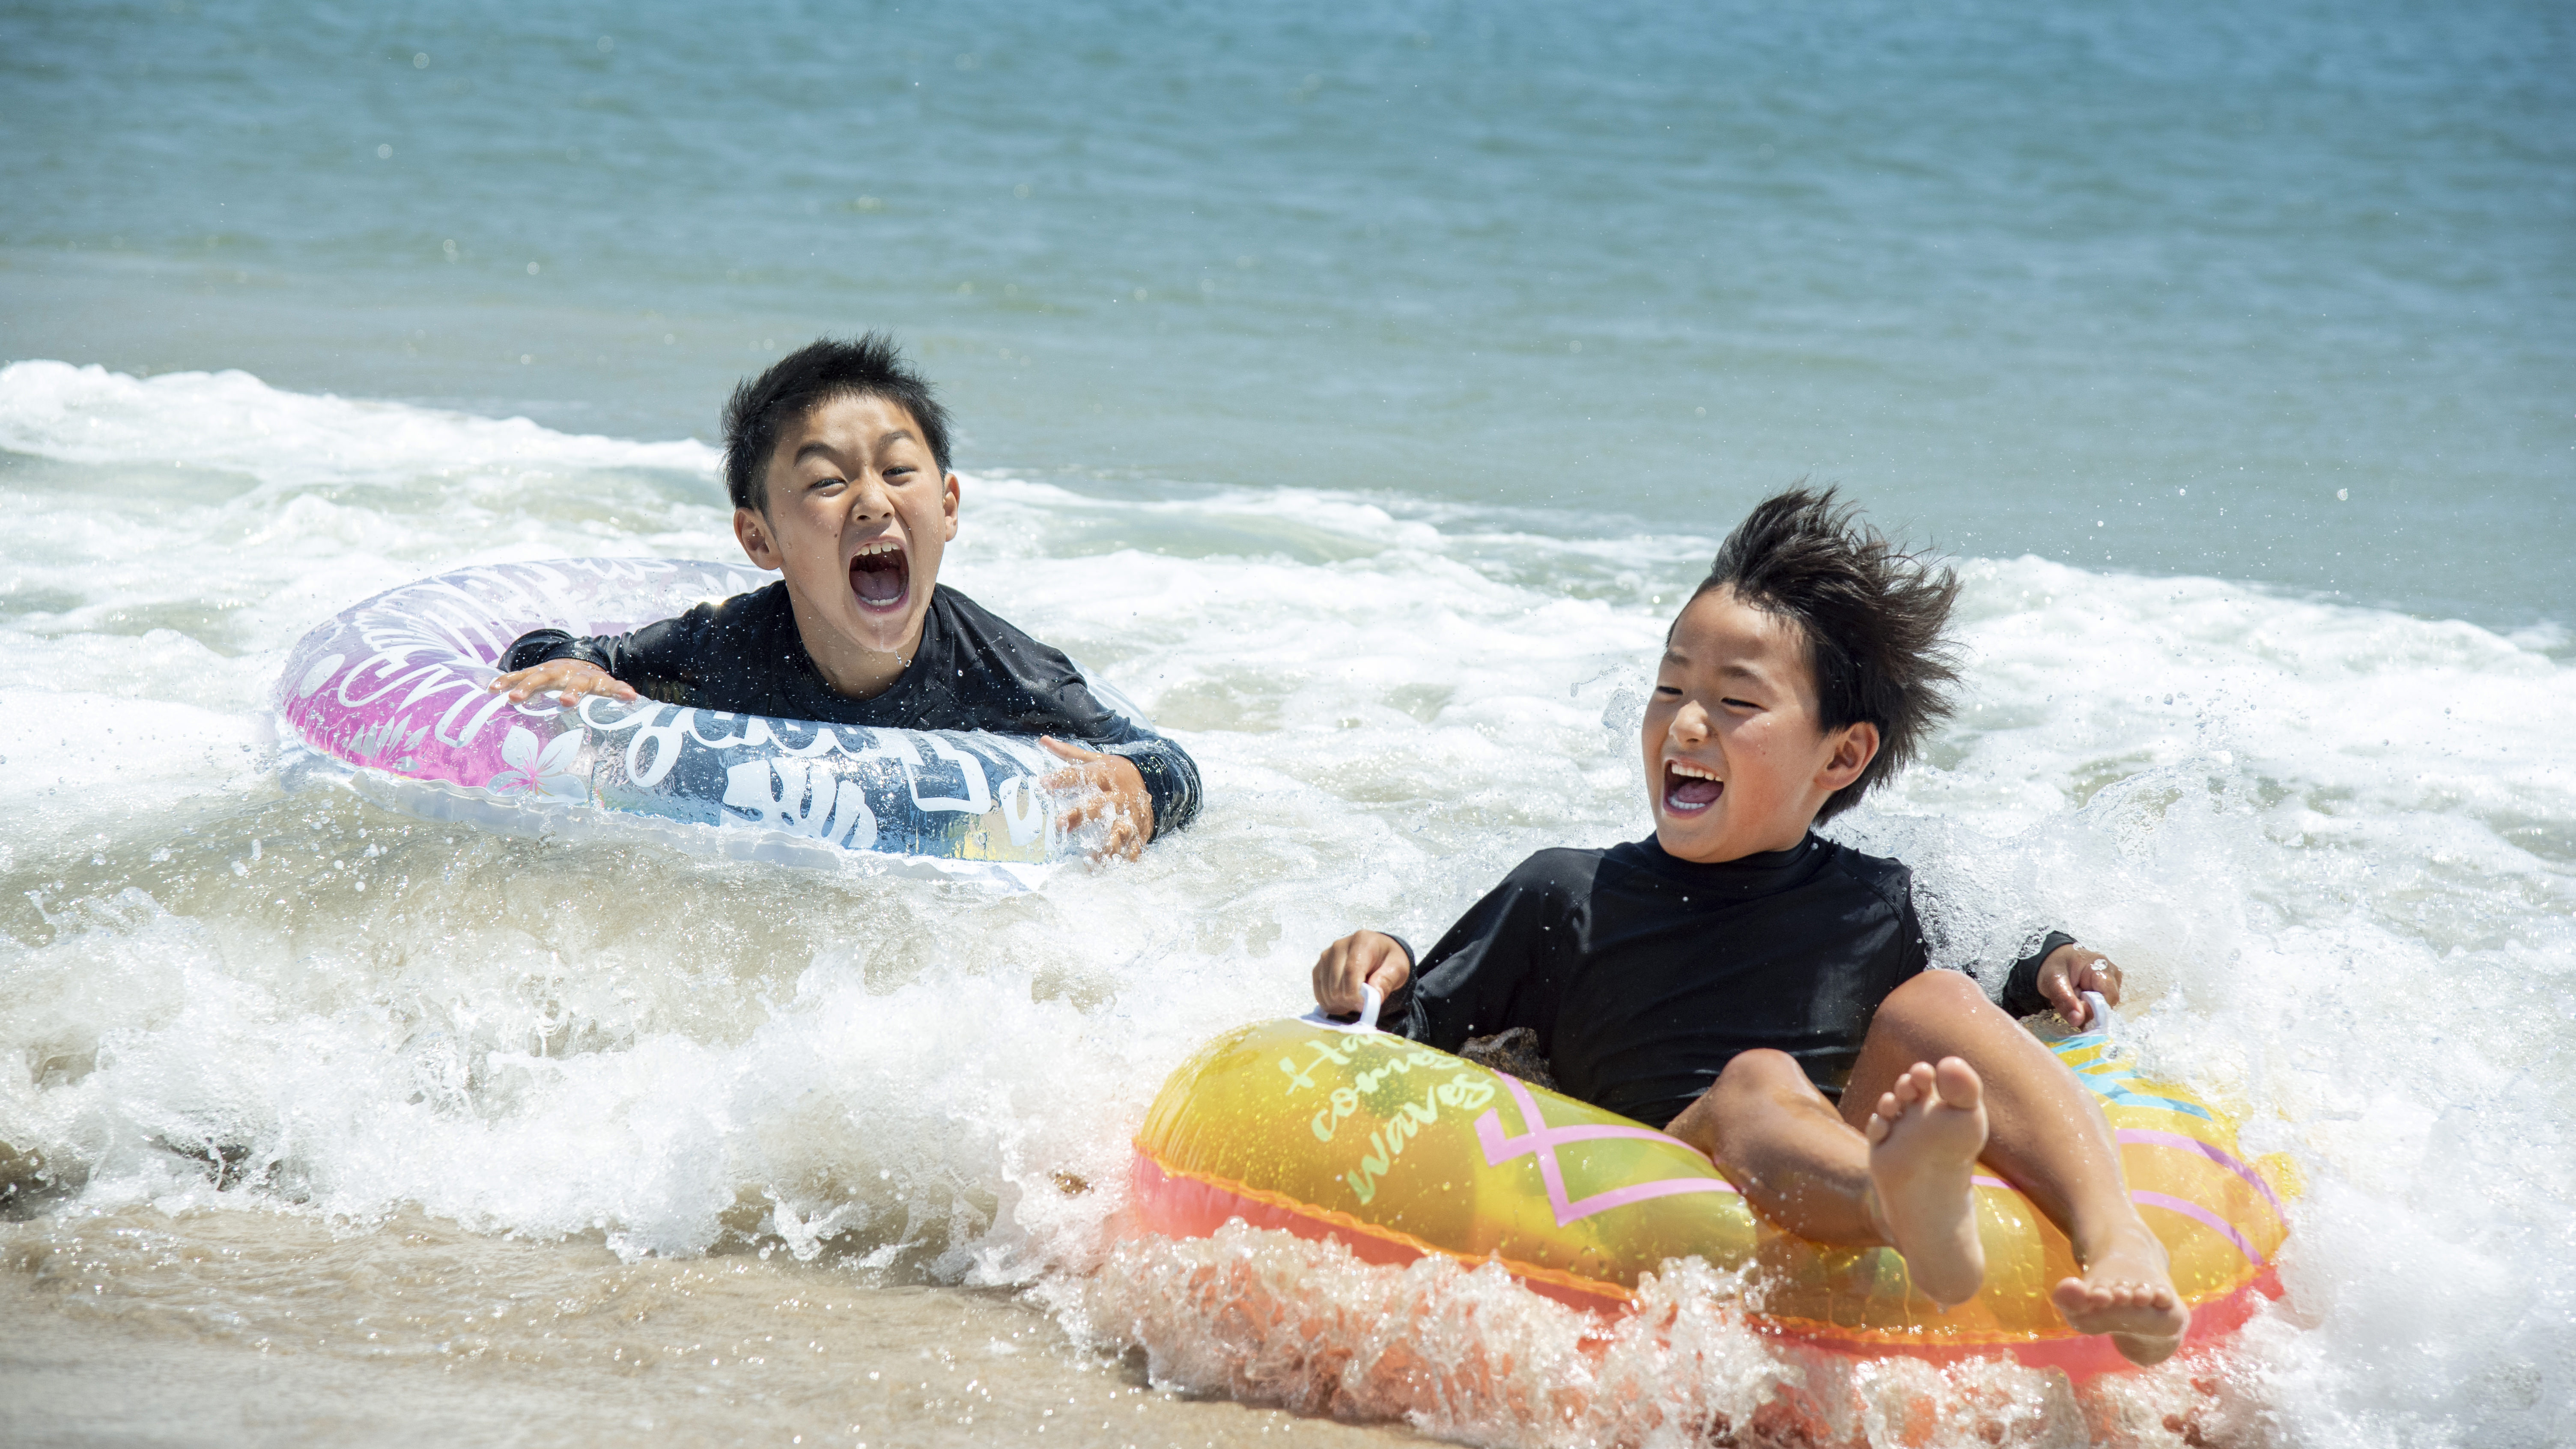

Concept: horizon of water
[[3, 2, 2573, 1447], [5, 0, 2571, 632]]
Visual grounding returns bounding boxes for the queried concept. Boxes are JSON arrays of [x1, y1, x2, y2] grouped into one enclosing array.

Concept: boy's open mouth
[[849, 538, 909, 611], [1662, 759, 1724, 815]]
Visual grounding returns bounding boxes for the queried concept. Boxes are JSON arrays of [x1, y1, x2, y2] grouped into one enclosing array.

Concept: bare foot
[[2052, 1226, 2190, 1366], [1862, 1056, 1988, 1308]]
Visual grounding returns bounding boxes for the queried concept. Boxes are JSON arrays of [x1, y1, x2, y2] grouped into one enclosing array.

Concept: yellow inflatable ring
[[1131, 1006, 2295, 1378]]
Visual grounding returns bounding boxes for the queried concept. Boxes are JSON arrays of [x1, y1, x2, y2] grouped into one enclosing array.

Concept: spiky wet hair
[[720, 333, 953, 513], [1688, 486, 1961, 822]]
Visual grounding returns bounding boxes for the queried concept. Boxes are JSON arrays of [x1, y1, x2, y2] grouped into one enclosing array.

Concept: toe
[[1932, 1056, 1982, 1108]]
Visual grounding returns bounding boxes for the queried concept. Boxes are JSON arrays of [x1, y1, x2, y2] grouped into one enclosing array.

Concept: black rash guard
[[1379, 835, 2068, 1129], [502, 581, 1202, 838]]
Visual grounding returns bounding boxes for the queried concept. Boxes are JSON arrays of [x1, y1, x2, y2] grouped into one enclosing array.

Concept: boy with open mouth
[[1309, 489, 2188, 1366], [490, 334, 1198, 857]]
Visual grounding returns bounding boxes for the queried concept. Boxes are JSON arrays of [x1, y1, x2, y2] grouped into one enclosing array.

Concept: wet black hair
[[720, 333, 953, 513], [1687, 486, 1960, 823]]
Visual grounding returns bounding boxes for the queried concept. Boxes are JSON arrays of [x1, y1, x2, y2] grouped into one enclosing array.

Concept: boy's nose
[[1669, 702, 1712, 744], [846, 471, 894, 518]]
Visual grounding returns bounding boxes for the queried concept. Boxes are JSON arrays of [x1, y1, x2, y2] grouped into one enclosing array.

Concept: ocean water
[[2, 3, 2571, 1447]]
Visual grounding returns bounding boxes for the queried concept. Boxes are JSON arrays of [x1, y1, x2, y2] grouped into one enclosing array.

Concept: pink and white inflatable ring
[[275, 558, 1080, 865]]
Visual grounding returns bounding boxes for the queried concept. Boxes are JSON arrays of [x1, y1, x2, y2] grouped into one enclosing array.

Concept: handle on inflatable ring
[[2081, 989, 2119, 1039], [1298, 984, 1383, 1035]]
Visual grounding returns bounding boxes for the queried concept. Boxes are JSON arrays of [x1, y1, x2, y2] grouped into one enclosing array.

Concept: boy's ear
[[733, 507, 784, 570], [940, 471, 960, 542], [1817, 721, 1880, 793]]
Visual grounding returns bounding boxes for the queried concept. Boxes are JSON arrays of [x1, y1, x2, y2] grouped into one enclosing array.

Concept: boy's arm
[[490, 630, 636, 706], [1312, 930, 1416, 1015], [2002, 934, 2125, 1027], [1108, 733, 1201, 837], [929, 594, 1202, 841], [1311, 856, 1571, 1052], [1901, 883, 2125, 1029], [1038, 736, 1160, 861], [1049, 714, 1202, 841], [490, 614, 704, 706]]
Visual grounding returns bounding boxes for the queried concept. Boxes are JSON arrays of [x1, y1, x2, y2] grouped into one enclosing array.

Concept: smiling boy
[[1309, 489, 2190, 1366], [490, 335, 1198, 855]]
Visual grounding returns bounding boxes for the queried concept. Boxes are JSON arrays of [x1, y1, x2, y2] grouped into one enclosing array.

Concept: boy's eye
[[1720, 697, 1759, 711], [1653, 685, 1683, 697]]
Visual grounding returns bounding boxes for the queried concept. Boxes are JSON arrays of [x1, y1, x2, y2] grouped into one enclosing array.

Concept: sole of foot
[[2051, 1230, 2191, 1366], [1863, 1056, 1989, 1309]]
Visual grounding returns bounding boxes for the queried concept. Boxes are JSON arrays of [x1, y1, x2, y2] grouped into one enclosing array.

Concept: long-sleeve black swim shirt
[[502, 581, 1202, 837], [1378, 835, 2068, 1128]]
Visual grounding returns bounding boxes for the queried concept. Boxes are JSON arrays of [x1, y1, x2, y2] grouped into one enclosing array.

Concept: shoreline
[[0, 1207, 1414, 1449]]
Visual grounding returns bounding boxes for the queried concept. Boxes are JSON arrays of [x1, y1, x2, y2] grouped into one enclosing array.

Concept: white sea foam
[[0, 359, 715, 489], [2, 365, 2570, 1446]]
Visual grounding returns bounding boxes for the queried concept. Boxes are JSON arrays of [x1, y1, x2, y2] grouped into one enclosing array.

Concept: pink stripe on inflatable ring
[[2130, 1189, 2264, 1264], [2117, 1127, 2288, 1223], [1476, 1075, 1740, 1227]]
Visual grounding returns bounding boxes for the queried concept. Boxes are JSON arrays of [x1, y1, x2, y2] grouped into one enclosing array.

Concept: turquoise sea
[[11, 0, 2572, 626], [3, 3, 2571, 1446]]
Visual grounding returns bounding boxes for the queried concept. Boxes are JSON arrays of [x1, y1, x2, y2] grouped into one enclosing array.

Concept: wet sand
[[0, 1209, 1414, 1449]]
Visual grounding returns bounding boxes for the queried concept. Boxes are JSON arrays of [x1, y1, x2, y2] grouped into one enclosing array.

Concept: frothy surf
[[2, 362, 2569, 1446]]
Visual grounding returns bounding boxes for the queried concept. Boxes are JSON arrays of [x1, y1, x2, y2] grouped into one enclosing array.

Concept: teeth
[[853, 540, 902, 559], [1667, 760, 1721, 781]]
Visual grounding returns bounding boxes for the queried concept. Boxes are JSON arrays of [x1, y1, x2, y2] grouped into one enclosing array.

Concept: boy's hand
[[487, 659, 640, 708], [1312, 930, 1410, 1017], [1039, 738, 1154, 861], [2038, 943, 2123, 1028]]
